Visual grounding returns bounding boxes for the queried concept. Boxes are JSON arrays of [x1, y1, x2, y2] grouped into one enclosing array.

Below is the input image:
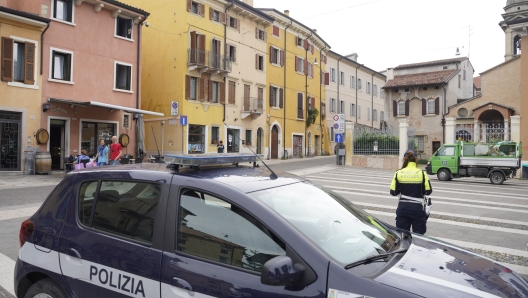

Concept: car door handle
[[171, 277, 192, 291], [67, 248, 82, 259]]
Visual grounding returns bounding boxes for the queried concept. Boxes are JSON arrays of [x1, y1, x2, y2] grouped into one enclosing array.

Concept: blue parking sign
[[334, 134, 343, 143]]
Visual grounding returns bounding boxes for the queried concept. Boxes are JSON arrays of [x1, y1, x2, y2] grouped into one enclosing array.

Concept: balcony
[[188, 48, 231, 74], [241, 97, 263, 119]]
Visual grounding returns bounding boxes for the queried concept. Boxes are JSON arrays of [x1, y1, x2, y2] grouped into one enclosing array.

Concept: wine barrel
[[35, 152, 52, 174]]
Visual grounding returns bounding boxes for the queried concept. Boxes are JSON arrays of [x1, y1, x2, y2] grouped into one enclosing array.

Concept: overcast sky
[[254, 0, 507, 77]]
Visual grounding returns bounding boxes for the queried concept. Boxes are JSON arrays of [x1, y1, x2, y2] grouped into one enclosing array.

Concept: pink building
[[28, 0, 159, 170]]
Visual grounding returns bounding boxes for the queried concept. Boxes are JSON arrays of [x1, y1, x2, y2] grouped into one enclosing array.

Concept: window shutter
[[209, 7, 213, 20], [199, 77, 206, 101], [304, 39, 308, 50], [237, 19, 240, 31], [311, 44, 314, 55], [233, 46, 236, 62], [220, 82, 225, 104], [280, 50, 284, 66], [269, 86, 275, 107], [324, 72, 329, 85], [187, 0, 192, 12], [255, 27, 258, 39], [405, 100, 410, 116], [279, 88, 284, 108], [226, 15, 230, 27], [23, 42, 35, 85], [220, 12, 226, 24], [208, 80, 213, 102], [264, 32, 267, 42], [201, 4, 205, 16], [198, 34, 205, 51], [421, 98, 426, 116], [190, 31, 197, 49], [393, 100, 397, 117], [185, 76, 191, 99], [255, 54, 258, 69], [1, 37, 14, 82], [269, 46, 274, 63], [435, 97, 440, 115], [311, 97, 315, 109], [294, 56, 298, 71]]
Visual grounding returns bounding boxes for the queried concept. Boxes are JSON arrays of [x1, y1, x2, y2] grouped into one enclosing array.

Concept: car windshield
[[249, 181, 398, 266]]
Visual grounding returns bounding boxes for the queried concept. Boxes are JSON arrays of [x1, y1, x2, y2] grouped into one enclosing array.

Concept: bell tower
[[500, 0, 528, 60]]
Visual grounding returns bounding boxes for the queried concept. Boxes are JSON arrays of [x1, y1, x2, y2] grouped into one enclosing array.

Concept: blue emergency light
[[165, 153, 264, 170]]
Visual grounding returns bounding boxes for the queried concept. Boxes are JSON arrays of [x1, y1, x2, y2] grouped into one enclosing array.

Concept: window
[[307, 62, 313, 77], [53, 0, 73, 22], [340, 71, 344, 85], [463, 69, 466, 80], [331, 98, 335, 112], [269, 86, 283, 108], [330, 68, 336, 82], [366, 82, 371, 94], [229, 17, 238, 29], [116, 16, 133, 39], [1, 38, 36, 85], [271, 47, 279, 64], [177, 190, 285, 272], [397, 100, 405, 115], [296, 37, 303, 47], [367, 107, 370, 120], [245, 130, 252, 145], [358, 105, 361, 118], [255, 54, 264, 71], [417, 136, 424, 152], [189, 1, 204, 16], [296, 56, 304, 73], [228, 80, 236, 104], [79, 180, 162, 244], [340, 101, 345, 114], [186, 76, 198, 100], [427, 98, 436, 114], [373, 85, 378, 96], [373, 109, 378, 121], [436, 146, 455, 156], [442, 65, 448, 70], [211, 81, 220, 103], [297, 93, 304, 119], [211, 127, 219, 144], [422, 87, 428, 91], [404, 88, 410, 92], [350, 103, 355, 117], [256, 28, 265, 41], [458, 75, 461, 88], [272, 25, 280, 37], [226, 44, 236, 62], [381, 91, 385, 99], [213, 10, 220, 22], [357, 78, 362, 90], [350, 76, 355, 89], [114, 62, 132, 91], [50, 49, 72, 82], [380, 111, 384, 122]]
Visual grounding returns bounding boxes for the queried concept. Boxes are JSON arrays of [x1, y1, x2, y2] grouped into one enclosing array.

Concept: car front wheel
[[24, 278, 67, 298]]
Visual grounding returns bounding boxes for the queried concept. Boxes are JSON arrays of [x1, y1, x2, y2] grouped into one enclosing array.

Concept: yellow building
[[0, 6, 49, 172], [259, 9, 330, 158]]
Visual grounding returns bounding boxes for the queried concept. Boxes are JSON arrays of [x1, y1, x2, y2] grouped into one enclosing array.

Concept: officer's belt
[[399, 195, 423, 204]]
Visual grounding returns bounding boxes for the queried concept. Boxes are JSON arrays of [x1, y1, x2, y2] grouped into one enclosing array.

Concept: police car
[[15, 154, 528, 298]]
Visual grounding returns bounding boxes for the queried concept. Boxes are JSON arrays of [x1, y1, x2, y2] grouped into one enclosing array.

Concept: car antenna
[[150, 125, 165, 163], [224, 123, 278, 180]]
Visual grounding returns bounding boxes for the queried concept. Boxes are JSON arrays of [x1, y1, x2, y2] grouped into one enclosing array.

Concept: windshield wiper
[[344, 248, 408, 269]]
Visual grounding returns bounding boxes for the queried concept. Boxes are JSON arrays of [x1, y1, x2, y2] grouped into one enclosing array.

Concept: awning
[[48, 98, 164, 117]]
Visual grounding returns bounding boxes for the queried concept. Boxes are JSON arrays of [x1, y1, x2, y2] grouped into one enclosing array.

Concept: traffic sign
[[333, 114, 345, 134], [334, 133, 343, 143], [180, 115, 187, 125]]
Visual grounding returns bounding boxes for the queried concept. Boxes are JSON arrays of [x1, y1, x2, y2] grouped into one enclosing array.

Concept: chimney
[[313, 29, 317, 33], [284, 10, 289, 16], [345, 53, 358, 62], [387, 68, 394, 80], [242, 0, 254, 6]]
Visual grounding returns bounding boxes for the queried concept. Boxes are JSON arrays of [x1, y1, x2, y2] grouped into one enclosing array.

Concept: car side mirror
[[261, 256, 302, 286]]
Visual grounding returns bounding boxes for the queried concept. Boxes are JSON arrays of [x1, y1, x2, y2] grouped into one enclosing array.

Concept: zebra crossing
[[290, 166, 528, 276]]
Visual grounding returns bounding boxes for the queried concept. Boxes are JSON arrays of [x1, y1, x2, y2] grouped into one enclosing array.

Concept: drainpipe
[[223, 0, 234, 123], [320, 46, 327, 155], [442, 84, 447, 144], [40, 22, 50, 75], [354, 64, 360, 123], [137, 15, 148, 109], [283, 20, 293, 158], [371, 73, 374, 128], [304, 30, 313, 157]]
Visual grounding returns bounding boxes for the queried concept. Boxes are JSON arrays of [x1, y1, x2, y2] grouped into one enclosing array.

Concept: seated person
[[77, 150, 91, 168], [67, 150, 78, 172]]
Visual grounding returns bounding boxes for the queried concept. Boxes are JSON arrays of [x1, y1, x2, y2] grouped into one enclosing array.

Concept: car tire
[[437, 169, 451, 181], [490, 172, 505, 185], [24, 278, 67, 298]]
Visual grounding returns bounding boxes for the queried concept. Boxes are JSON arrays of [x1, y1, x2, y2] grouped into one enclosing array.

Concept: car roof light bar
[[165, 153, 264, 169]]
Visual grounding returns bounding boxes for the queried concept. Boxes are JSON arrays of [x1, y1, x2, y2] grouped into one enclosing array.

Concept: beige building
[[325, 51, 386, 152], [382, 57, 474, 159]]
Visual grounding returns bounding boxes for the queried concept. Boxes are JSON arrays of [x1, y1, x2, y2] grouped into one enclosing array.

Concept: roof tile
[[394, 57, 467, 70], [383, 69, 459, 89]]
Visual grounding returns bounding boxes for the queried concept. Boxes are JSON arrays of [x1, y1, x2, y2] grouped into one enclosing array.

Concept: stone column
[[473, 120, 480, 143], [482, 123, 488, 143], [399, 119, 409, 169], [510, 116, 521, 143], [345, 122, 354, 166], [445, 117, 457, 144], [504, 119, 510, 141]]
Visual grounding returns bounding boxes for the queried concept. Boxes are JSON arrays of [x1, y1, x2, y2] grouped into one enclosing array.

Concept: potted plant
[[212, 140, 219, 145], [246, 141, 252, 146]]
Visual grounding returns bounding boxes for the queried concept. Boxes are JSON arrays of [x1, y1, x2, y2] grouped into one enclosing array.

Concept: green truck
[[425, 141, 522, 185]]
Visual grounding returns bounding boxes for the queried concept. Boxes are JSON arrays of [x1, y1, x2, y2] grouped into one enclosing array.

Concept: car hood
[[375, 235, 528, 298]]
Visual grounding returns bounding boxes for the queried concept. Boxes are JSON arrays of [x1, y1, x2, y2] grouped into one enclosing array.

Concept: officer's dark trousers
[[396, 202, 427, 234]]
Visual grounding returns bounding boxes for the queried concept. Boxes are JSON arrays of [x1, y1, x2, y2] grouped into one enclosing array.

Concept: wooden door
[[271, 126, 278, 159], [244, 84, 250, 111]]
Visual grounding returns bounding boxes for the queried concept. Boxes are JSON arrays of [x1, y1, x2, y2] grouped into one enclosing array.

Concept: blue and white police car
[[15, 154, 528, 298]]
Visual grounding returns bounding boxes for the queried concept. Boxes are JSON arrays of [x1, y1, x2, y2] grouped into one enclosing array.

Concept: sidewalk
[[0, 171, 65, 190]]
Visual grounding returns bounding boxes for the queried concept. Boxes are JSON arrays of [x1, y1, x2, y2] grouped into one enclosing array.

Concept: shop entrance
[[49, 119, 66, 170], [227, 129, 240, 152], [80, 122, 116, 157], [0, 111, 21, 171]]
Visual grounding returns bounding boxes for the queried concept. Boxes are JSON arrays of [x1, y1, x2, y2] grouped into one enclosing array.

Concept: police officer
[[390, 150, 432, 234]]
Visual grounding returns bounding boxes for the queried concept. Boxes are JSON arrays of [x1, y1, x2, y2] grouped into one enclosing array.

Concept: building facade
[[259, 9, 330, 158], [0, 6, 49, 172], [382, 57, 474, 159], [325, 51, 386, 153]]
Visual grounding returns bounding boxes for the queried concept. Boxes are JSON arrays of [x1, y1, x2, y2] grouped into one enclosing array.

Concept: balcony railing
[[188, 48, 232, 73], [242, 97, 263, 114]]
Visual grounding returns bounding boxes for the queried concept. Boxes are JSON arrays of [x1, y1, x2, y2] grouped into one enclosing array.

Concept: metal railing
[[353, 125, 399, 155], [242, 97, 263, 114], [187, 49, 232, 72]]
